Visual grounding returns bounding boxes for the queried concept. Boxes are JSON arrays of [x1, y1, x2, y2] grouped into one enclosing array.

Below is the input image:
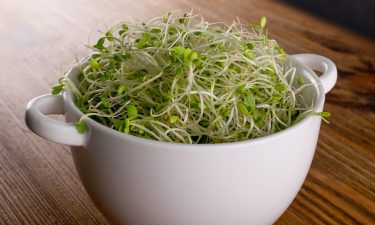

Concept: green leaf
[[132, 69, 148, 77], [297, 76, 304, 86], [96, 37, 105, 47], [92, 53, 101, 59], [189, 51, 198, 61], [249, 24, 261, 29], [113, 53, 130, 62], [276, 46, 286, 55], [119, 30, 126, 35], [246, 94, 255, 108], [190, 102, 199, 109], [320, 111, 331, 118], [162, 12, 171, 23], [183, 48, 192, 61], [123, 53, 131, 60], [319, 111, 331, 123], [246, 42, 254, 50], [117, 84, 126, 95], [272, 95, 282, 103], [136, 33, 151, 48], [245, 50, 255, 60], [193, 58, 202, 66], [52, 83, 64, 95], [252, 109, 259, 121], [260, 16, 267, 28], [255, 119, 264, 128], [105, 31, 114, 42], [198, 103, 207, 110], [122, 24, 128, 31], [114, 120, 125, 132], [136, 38, 146, 48], [220, 108, 230, 117], [113, 54, 124, 62], [275, 83, 286, 92], [321, 112, 331, 117], [93, 37, 106, 50], [260, 69, 274, 75], [215, 28, 223, 33], [175, 67, 183, 79], [101, 96, 109, 108], [76, 121, 86, 134], [90, 59, 100, 70], [142, 32, 151, 40], [235, 84, 246, 93], [127, 104, 137, 118], [168, 26, 178, 35], [169, 115, 179, 123], [173, 46, 185, 56], [124, 118, 130, 133], [151, 28, 161, 33], [179, 16, 188, 25], [101, 72, 112, 81], [237, 102, 249, 115]]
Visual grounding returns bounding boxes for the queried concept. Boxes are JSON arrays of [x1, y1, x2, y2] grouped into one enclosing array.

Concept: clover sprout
[[54, 12, 329, 143]]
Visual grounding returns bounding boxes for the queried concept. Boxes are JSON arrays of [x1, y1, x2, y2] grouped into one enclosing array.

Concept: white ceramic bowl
[[25, 54, 336, 225]]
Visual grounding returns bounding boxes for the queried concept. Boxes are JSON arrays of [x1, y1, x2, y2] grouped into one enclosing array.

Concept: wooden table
[[1, 0, 374, 224]]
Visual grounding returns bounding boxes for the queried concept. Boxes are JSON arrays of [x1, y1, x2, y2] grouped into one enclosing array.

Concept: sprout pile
[[53, 12, 330, 144]]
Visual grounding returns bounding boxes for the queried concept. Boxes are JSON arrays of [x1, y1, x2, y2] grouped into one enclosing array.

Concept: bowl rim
[[63, 56, 325, 148]]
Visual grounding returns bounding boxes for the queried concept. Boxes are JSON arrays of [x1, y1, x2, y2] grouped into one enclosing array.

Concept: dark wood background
[[281, 0, 375, 40], [0, 0, 374, 224]]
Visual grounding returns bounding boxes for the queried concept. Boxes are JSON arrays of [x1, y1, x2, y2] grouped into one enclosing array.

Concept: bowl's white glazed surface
[[25, 54, 337, 225]]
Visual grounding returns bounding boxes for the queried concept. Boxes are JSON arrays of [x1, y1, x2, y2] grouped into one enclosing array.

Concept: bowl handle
[[292, 54, 337, 94], [25, 94, 86, 146]]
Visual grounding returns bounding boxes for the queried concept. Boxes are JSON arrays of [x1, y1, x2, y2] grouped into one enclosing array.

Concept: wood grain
[[0, 0, 374, 224]]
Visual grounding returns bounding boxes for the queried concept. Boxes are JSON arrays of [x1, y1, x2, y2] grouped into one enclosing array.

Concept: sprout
[[237, 102, 249, 116], [54, 12, 326, 144], [76, 120, 86, 134], [52, 83, 64, 95], [260, 16, 267, 28], [127, 105, 138, 118], [169, 115, 179, 123]]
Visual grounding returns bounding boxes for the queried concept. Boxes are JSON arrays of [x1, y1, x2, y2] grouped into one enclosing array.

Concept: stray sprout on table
[[52, 12, 330, 144]]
